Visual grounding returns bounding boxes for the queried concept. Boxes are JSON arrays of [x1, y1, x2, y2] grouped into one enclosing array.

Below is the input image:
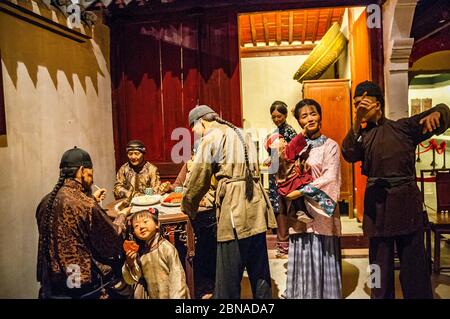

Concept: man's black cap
[[59, 146, 93, 169]]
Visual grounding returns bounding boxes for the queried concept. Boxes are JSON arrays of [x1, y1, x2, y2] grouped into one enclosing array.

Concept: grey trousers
[[215, 231, 272, 299]]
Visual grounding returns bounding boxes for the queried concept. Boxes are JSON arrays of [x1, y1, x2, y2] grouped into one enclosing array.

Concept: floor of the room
[[240, 215, 450, 299]]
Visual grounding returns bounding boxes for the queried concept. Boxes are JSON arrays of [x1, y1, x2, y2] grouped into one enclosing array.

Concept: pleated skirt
[[285, 233, 342, 299]]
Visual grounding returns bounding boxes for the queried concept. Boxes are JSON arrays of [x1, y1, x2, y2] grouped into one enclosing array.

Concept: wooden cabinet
[[303, 79, 354, 218]]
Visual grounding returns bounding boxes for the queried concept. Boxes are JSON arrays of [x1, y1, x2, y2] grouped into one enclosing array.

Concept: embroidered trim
[[300, 184, 336, 216], [306, 135, 328, 148]]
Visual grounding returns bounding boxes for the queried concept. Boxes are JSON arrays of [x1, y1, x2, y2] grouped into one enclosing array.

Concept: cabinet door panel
[[303, 79, 353, 217]]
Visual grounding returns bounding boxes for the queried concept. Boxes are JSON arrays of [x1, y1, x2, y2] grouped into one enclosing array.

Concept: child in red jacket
[[265, 132, 314, 223]]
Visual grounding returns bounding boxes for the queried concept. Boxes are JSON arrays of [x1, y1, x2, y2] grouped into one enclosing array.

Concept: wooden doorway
[[348, 9, 383, 221], [238, 6, 383, 221]]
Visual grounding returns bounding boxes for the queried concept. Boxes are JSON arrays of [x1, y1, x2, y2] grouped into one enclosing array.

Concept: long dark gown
[[342, 103, 450, 299]]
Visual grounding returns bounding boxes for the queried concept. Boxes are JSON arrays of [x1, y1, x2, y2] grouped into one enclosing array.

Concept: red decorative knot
[[437, 141, 447, 155], [430, 139, 438, 149], [418, 139, 448, 155]]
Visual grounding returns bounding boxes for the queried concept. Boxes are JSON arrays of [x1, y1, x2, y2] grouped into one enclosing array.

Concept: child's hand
[[263, 158, 272, 167], [300, 160, 311, 173], [125, 250, 138, 268]]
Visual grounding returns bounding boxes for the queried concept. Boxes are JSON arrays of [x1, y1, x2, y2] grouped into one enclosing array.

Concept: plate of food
[[131, 195, 162, 206], [161, 192, 183, 207]]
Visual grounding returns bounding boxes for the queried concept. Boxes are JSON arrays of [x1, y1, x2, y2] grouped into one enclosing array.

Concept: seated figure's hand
[[93, 188, 107, 203], [263, 158, 271, 167], [125, 190, 134, 200], [118, 206, 132, 217], [158, 181, 171, 194]]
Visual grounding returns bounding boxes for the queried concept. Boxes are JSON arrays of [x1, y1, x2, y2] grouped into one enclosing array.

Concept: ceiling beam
[[325, 8, 333, 31], [249, 14, 257, 46], [288, 11, 293, 44], [239, 16, 245, 47], [276, 12, 282, 45], [338, 8, 344, 26], [312, 10, 320, 42], [263, 13, 269, 45], [240, 44, 316, 58], [302, 10, 307, 43]]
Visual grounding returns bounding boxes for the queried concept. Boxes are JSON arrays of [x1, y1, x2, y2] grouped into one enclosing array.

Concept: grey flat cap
[[188, 105, 216, 127]]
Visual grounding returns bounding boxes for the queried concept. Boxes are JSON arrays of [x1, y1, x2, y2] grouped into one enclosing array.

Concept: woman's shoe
[[276, 242, 289, 258]]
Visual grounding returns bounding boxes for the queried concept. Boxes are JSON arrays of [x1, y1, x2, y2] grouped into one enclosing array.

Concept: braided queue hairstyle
[[201, 113, 254, 201], [38, 166, 79, 277]]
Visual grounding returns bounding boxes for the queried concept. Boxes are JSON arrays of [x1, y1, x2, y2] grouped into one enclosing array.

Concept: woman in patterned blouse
[[267, 101, 297, 257]]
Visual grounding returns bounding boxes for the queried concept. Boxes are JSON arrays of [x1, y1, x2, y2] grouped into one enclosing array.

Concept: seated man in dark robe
[[36, 147, 132, 299]]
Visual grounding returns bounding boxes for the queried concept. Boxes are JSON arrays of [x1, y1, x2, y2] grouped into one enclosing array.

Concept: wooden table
[[104, 199, 196, 298]]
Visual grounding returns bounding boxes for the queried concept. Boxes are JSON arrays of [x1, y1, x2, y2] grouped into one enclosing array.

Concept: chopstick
[[94, 184, 103, 207]]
